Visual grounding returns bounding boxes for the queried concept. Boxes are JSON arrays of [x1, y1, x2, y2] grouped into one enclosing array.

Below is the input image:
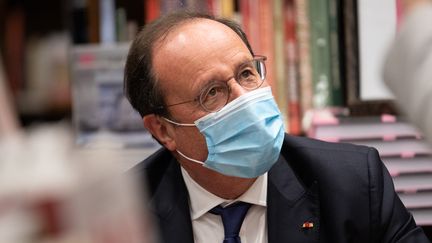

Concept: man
[[124, 11, 429, 243]]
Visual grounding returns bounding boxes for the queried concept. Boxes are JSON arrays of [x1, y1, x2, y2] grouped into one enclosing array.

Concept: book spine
[[284, 0, 302, 134], [87, 0, 100, 43], [247, 0, 261, 53], [342, 0, 359, 105], [161, 0, 186, 15], [146, 0, 160, 23], [99, 0, 116, 44], [239, 0, 251, 37], [258, 0, 277, 97], [273, 0, 289, 131], [221, 0, 235, 18], [294, 0, 313, 118], [308, 0, 333, 108], [116, 7, 128, 42], [328, 0, 344, 106]]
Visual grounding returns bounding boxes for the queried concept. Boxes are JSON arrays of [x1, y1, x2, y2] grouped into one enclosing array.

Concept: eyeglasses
[[160, 55, 267, 113]]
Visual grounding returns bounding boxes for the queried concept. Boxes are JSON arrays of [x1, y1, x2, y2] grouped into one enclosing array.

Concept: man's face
[[151, 19, 268, 185]]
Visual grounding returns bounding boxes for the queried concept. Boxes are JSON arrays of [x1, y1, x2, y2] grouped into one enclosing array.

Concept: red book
[[284, 0, 302, 135], [146, 0, 160, 23]]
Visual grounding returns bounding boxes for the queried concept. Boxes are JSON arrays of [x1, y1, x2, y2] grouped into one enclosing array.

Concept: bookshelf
[[0, 0, 399, 129]]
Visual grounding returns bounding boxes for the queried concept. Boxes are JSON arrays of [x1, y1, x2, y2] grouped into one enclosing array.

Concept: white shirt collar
[[181, 167, 267, 220]]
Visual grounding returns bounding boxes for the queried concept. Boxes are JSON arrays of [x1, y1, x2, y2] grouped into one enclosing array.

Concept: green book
[[308, 0, 333, 108], [328, 0, 344, 106]]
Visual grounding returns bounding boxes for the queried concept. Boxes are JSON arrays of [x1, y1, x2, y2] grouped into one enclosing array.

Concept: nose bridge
[[227, 78, 247, 101]]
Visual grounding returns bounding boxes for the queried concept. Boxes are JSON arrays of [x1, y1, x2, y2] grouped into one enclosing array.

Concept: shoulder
[[281, 134, 376, 166], [281, 134, 384, 190], [130, 147, 175, 195]]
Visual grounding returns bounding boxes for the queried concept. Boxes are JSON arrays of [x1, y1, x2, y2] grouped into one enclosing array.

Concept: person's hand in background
[[383, 0, 432, 142]]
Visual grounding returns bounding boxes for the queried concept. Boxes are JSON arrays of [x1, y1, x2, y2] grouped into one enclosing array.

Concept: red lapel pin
[[301, 221, 314, 229]]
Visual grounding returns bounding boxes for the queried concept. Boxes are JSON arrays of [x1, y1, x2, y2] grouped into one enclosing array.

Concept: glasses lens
[[237, 58, 266, 90], [254, 58, 266, 81], [199, 82, 230, 112]]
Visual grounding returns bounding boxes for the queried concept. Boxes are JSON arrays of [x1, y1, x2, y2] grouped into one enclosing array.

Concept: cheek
[[176, 128, 209, 161]]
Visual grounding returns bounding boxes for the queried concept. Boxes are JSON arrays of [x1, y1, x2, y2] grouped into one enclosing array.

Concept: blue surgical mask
[[165, 87, 285, 178]]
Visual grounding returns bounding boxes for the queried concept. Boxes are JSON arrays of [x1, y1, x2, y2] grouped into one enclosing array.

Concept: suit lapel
[[149, 158, 194, 243], [267, 155, 320, 243]]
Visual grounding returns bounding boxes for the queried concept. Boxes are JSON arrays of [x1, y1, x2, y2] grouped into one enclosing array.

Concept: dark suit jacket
[[133, 134, 429, 242]]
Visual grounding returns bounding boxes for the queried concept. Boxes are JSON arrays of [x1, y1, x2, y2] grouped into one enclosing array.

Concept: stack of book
[[308, 111, 432, 226]]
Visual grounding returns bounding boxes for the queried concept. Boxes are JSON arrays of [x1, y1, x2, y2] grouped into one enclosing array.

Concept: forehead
[[152, 19, 251, 84]]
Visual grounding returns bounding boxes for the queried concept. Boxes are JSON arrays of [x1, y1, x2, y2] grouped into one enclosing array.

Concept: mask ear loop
[[162, 117, 195, 127], [177, 150, 205, 165]]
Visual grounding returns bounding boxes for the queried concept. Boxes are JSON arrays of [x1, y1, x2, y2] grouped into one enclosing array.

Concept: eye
[[237, 67, 260, 89], [199, 82, 229, 111], [203, 85, 225, 100], [239, 69, 254, 80], [207, 87, 218, 97]]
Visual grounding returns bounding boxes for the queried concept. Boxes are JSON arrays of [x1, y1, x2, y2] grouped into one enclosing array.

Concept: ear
[[143, 114, 177, 151]]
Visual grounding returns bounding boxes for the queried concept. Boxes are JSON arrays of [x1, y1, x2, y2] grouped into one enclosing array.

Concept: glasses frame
[[158, 55, 267, 113]]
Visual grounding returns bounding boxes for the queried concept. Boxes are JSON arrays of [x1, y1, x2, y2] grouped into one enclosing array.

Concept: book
[[343, 138, 432, 158], [383, 156, 432, 177], [146, 0, 160, 22], [99, 0, 116, 44], [399, 191, 432, 209], [258, 0, 277, 98], [71, 0, 89, 44], [240, 0, 277, 106], [409, 208, 432, 226], [341, 0, 360, 105], [116, 7, 128, 42], [294, 0, 314, 118], [392, 173, 432, 193], [309, 113, 422, 142], [284, 0, 302, 135], [87, 0, 100, 43], [328, 0, 344, 106], [220, 0, 235, 18], [308, 0, 333, 108], [272, 0, 289, 130]]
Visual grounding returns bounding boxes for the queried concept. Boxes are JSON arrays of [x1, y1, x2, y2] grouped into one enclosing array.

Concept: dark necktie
[[210, 202, 252, 243]]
